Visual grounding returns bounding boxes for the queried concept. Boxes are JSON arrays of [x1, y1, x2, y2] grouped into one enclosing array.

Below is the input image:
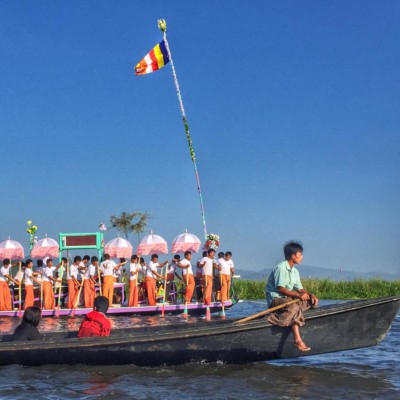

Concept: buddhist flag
[[134, 40, 170, 75]]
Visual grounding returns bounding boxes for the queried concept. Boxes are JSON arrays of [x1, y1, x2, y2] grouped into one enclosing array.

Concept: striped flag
[[134, 40, 170, 75]]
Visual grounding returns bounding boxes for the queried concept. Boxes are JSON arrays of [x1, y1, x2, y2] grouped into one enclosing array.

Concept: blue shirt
[[265, 260, 303, 305]]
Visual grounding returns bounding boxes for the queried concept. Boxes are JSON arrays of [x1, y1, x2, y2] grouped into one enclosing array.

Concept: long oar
[[235, 299, 300, 324], [55, 262, 65, 317], [71, 275, 84, 317], [17, 262, 22, 318], [97, 262, 102, 296], [182, 270, 189, 319], [161, 263, 168, 318], [219, 273, 225, 319]]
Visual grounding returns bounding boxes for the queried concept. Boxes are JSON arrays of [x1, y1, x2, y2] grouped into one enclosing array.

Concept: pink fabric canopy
[[171, 232, 201, 254], [104, 237, 133, 258], [31, 237, 59, 259], [137, 233, 168, 255], [0, 239, 25, 261]]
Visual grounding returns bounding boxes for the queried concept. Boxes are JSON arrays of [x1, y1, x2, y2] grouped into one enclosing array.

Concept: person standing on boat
[[0, 259, 20, 311], [167, 255, 182, 303], [265, 241, 318, 352], [83, 256, 98, 308], [218, 251, 235, 304], [128, 255, 141, 307], [195, 250, 207, 301], [23, 259, 42, 309], [176, 251, 195, 304], [68, 256, 82, 308], [42, 258, 62, 310], [145, 254, 167, 306], [100, 254, 125, 307], [199, 249, 217, 305], [214, 252, 224, 301]]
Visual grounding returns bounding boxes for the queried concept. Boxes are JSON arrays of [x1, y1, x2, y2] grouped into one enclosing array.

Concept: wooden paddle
[[219, 272, 225, 319], [234, 298, 300, 324], [18, 262, 22, 318], [161, 263, 168, 317], [97, 262, 103, 296]]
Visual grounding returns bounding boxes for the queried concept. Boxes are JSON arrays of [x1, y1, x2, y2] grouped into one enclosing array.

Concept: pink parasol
[[137, 232, 168, 255], [31, 237, 59, 259], [0, 239, 25, 260], [171, 231, 201, 254], [104, 237, 133, 258]]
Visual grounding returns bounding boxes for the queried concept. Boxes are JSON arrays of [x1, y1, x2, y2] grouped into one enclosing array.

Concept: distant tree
[[109, 211, 150, 240]]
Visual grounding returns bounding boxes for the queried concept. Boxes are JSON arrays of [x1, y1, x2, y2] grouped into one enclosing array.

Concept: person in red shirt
[[77, 296, 111, 337]]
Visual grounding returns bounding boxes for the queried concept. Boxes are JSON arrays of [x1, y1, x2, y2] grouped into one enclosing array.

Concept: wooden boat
[[0, 299, 234, 317], [0, 296, 398, 366]]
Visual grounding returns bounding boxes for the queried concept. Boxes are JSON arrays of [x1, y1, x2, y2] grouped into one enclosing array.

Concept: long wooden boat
[[0, 300, 233, 317], [0, 296, 398, 366]]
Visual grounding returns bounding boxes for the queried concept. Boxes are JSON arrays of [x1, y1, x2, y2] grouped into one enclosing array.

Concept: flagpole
[[157, 19, 208, 240]]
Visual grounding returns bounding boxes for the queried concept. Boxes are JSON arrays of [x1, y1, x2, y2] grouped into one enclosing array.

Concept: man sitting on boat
[[78, 296, 111, 337], [265, 241, 318, 352]]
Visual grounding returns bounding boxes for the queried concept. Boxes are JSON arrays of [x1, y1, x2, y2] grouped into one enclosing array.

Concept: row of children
[[0, 249, 235, 311]]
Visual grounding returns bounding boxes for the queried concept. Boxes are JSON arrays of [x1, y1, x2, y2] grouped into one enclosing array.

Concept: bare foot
[[294, 340, 311, 352]]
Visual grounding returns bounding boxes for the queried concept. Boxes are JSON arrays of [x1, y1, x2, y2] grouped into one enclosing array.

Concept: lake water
[[0, 300, 399, 399]]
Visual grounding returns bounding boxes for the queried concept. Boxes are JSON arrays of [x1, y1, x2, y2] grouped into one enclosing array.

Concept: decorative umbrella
[[31, 237, 59, 259], [0, 239, 25, 260], [104, 237, 133, 258], [171, 231, 201, 254], [137, 232, 168, 255]]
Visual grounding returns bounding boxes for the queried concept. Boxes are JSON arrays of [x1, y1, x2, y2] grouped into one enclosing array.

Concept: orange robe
[[220, 274, 231, 302], [145, 277, 157, 306], [103, 275, 115, 307], [128, 279, 139, 307], [68, 279, 79, 309], [184, 273, 195, 303], [43, 281, 55, 310], [0, 281, 12, 311], [84, 279, 95, 308], [24, 285, 34, 309], [203, 274, 213, 305]]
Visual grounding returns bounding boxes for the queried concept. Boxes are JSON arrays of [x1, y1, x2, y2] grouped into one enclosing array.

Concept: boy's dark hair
[[207, 249, 215, 255], [37, 260, 43, 267], [225, 251, 232, 257], [91, 256, 98, 263], [218, 252, 224, 258], [103, 253, 110, 260], [151, 254, 159, 260], [3, 258, 10, 266], [46, 258, 53, 265], [26, 259, 33, 265], [139, 257, 144, 264], [61, 257, 68, 262], [94, 296, 109, 314], [131, 254, 138, 261], [284, 241, 303, 261], [74, 256, 82, 263], [83, 255, 90, 261], [23, 306, 41, 327], [184, 251, 191, 257], [174, 255, 181, 260], [202, 251, 207, 257]]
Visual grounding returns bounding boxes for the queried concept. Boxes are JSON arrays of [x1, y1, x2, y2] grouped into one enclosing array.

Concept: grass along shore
[[233, 278, 400, 300]]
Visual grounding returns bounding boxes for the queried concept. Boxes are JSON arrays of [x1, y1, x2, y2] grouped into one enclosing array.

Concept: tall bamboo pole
[[157, 19, 208, 239]]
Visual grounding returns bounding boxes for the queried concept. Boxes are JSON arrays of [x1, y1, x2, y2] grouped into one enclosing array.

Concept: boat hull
[[0, 296, 398, 366]]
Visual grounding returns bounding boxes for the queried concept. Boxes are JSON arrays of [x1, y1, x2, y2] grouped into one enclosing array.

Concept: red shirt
[[77, 311, 111, 337]]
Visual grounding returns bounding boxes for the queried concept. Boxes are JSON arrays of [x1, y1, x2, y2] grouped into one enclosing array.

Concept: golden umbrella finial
[[158, 19, 167, 32]]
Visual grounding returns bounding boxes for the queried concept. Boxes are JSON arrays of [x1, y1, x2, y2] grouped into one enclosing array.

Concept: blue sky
[[1, 1, 399, 275]]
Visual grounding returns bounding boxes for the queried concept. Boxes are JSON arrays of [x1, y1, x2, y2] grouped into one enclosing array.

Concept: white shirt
[[100, 260, 116, 277], [146, 261, 159, 279], [24, 268, 33, 285], [219, 258, 234, 275], [201, 256, 214, 276], [68, 264, 79, 280], [129, 263, 141, 280], [84, 264, 96, 279], [167, 262, 177, 274], [180, 258, 193, 275], [0, 266, 11, 282], [42, 266, 56, 283]]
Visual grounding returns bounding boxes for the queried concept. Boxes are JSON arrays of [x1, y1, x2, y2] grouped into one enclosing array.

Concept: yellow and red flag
[[134, 40, 170, 75]]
